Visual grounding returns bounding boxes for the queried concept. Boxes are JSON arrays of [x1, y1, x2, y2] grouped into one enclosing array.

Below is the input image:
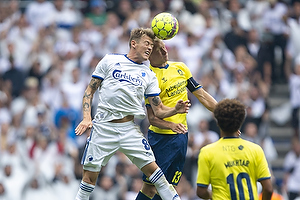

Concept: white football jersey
[[92, 54, 160, 122]]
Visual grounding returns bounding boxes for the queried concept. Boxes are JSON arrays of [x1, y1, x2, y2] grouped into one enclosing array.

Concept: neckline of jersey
[[156, 63, 169, 69], [223, 136, 240, 139], [124, 54, 145, 65]]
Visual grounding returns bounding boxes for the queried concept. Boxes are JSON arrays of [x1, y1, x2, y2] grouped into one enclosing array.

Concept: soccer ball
[[151, 12, 179, 40]]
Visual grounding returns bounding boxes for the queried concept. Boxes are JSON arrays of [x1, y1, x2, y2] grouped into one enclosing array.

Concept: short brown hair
[[213, 99, 246, 135], [129, 28, 155, 48]]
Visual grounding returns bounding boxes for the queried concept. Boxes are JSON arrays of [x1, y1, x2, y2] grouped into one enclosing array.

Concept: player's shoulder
[[102, 53, 130, 65], [100, 53, 122, 61], [201, 139, 220, 152], [105, 53, 125, 58], [168, 61, 187, 68], [168, 61, 191, 73], [240, 138, 264, 152]]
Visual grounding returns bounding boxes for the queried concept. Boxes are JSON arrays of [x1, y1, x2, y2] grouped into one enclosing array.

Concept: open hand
[[170, 123, 187, 134], [175, 100, 191, 114], [75, 119, 93, 136]]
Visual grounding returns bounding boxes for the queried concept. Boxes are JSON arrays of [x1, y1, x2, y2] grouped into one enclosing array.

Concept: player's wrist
[[82, 117, 92, 121]]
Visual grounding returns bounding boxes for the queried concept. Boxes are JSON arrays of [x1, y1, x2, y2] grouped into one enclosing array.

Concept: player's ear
[[131, 40, 137, 49]]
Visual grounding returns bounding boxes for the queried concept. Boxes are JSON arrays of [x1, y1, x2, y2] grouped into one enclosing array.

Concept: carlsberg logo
[[112, 70, 143, 86]]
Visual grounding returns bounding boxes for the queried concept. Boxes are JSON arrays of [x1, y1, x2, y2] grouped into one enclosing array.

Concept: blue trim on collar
[[125, 54, 144, 65], [157, 63, 169, 69], [223, 136, 240, 139]]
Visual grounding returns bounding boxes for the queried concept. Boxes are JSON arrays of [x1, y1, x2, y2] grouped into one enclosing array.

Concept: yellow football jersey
[[197, 137, 271, 200], [145, 61, 194, 134]]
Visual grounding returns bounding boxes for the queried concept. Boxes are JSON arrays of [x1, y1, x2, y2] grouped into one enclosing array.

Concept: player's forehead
[[154, 39, 165, 49], [140, 35, 154, 45]]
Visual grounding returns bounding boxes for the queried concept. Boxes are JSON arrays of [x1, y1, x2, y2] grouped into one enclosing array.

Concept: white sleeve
[[92, 55, 108, 79], [145, 72, 160, 97]]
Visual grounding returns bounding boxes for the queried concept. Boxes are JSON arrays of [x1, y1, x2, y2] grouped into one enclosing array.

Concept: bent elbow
[[147, 115, 157, 125], [196, 187, 210, 199], [264, 187, 274, 195]]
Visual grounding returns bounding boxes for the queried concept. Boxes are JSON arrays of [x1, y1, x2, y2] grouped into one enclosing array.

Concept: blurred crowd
[[1, 0, 300, 199]]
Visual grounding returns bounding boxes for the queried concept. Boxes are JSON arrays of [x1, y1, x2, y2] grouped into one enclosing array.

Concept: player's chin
[[144, 54, 150, 60]]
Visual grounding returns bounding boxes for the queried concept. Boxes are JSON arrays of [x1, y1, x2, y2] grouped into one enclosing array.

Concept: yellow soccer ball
[[151, 12, 179, 40]]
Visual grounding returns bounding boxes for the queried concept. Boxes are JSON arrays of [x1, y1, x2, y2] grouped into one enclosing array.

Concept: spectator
[[222, 0, 248, 53], [1, 141, 32, 200], [193, 119, 219, 151], [177, 32, 202, 79], [245, 0, 269, 34], [114, 0, 134, 25], [27, 60, 46, 90], [261, 0, 289, 83], [53, 0, 82, 31], [125, 176, 143, 200], [90, 175, 124, 200], [2, 56, 25, 98], [286, 55, 300, 138], [54, 95, 81, 145], [40, 67, 63, 113], [0, 92, 11, 130], [282, 138, 300, 200], [5, 13, 37, 71], [241, 122, 278, 165], [0, 182, 8, 200], [25, 0, 56, 30], [60, 67, 87, 112], [23, 177, 57, 200], [285, 0, 300, 64], [85, 0, 107, 26], [245, 85, 267, 127]]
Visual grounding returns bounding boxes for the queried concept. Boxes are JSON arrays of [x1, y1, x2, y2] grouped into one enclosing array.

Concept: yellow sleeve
[[256, 146, 272, 181], [196, 148, 210, 186], [179, 62, 193, 80], [145, 97, 150, 106]]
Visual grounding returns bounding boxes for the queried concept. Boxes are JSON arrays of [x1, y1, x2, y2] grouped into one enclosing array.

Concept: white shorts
[[81, 120, 156, 172]]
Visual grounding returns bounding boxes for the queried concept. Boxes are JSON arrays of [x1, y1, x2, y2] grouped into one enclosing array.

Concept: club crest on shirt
[[112, 69, 143, 86], [140, 70, 146, 77], [177, 69, 184, 75]]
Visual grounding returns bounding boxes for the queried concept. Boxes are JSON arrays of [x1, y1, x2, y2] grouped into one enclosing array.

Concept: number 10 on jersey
[[227, 173, 254, 200]]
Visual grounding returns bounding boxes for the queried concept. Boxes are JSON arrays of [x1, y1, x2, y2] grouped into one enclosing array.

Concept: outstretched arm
[[146, 106, 187, 134], [148, 96, 190, 119], [75, 77, 102, 135], [192, 88, 217, 112]]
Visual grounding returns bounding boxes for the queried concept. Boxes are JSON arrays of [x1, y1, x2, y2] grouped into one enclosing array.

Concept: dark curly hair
[[213, 98, 246, 135], [129, 28, 155, 48]]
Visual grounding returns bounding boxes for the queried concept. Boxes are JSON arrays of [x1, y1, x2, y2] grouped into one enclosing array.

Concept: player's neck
[[126, 52, 144, 64], [151, 62, 168, 68], [221, 131, 239, 138]]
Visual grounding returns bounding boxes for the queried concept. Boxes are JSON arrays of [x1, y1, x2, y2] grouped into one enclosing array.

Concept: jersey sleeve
[[144, 71, 161, 98], [255, 146, 272, 181], [180, 62, 193, 80], [179, 62, 202, 92], [196, 148, 211, 187], [92, 54, 108, 80]]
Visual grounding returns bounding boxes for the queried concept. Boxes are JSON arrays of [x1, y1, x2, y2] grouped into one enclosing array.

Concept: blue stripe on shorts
[[143, 130, 188, 186], [81, 127, 94, 165]]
